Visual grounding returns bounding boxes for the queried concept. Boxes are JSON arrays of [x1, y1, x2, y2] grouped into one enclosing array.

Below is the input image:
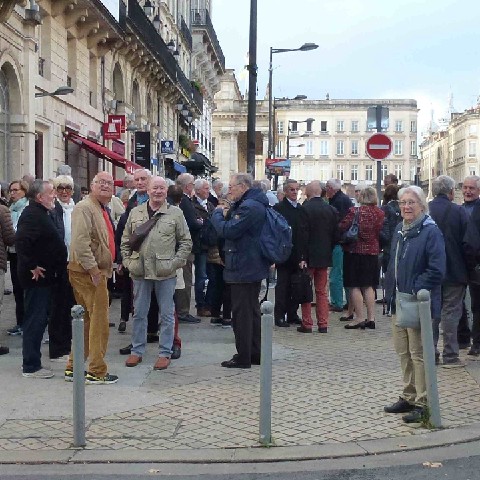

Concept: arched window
[[112, 63, 125, 102], [132, 80, 141, 116], [0, 68, 10, 181]]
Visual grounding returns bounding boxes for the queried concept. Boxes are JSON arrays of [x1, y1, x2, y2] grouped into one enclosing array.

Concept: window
[[336, 140, 344, 155], [320, 121, 328, 132], [469, 166, 477, 176], [410, 121, 417, 133], [351, 164, 358, 181], [337, 164, 345, 181], [305, 140, 313, 156], [320, 140, 329, 156], [381, 164, 388, 180], [336, 120, 344, 132], [395, 120, 403, 132], [67, 34, 77, 91], [276, 141, 283, 157], [351, 140, 359, 155], [351, 120, 359, 132], [394, 140, 403, 155], [319, 164, 330, 181], [410, 140, 417, 156], [290, 163, 300, 180], [306, 119, 314, 132], [305, 164, 313, 181], [365, 165, 373, 181], [410, 165, 417, 182], [469, 141, 477, 157], [394, 164, 402, 180], [290, 121, 298, 133], [89, 53, 97, 108], [469, 124, 477, 135], [277, 121, 284, 134]]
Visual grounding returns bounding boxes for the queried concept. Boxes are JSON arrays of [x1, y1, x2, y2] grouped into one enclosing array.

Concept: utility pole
[[246, 0, 257, 176]]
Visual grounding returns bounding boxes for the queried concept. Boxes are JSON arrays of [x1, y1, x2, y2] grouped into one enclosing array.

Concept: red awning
[[66, 132, 143, 174]]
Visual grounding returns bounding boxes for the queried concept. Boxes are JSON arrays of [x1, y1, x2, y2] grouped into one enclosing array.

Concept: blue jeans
[[22, 286, 52, 373], [131, 277, 176, 357], [329, 245, 344, 308], [194, 252, 208, 309]]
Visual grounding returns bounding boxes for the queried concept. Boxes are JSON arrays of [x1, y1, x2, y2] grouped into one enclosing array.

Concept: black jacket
[[273, 198, 308, 269], [302, 197, 339, 268], [192, 196, 214, 254], [429, 194, 468, 285], [179, 194, 203, 236], [50, 200, 66, 241], [328, 190, 353, 221], [16, 201, 67, 289]]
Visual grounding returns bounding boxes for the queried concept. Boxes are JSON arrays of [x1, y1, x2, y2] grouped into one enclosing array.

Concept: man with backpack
[[211, 173, 271, 369], [273, 179, 308, 327]]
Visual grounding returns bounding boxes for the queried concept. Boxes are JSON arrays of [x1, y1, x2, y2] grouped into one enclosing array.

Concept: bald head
[[306, 181, 322, 199]]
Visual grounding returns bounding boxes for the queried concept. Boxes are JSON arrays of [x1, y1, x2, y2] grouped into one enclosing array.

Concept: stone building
[[0, 0, 223, 185], [420, 105, 480, 195], [212, 72, 419, 185]]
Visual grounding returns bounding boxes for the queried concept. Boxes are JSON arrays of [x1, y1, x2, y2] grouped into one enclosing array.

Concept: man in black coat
[[16, 180, 67, 379], [325, 178, 353, 312], [273, 179, 308, 327], [298, 181, 339, 333]]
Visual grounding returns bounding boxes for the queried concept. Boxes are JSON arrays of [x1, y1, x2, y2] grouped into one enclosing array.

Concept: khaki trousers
[[392, 321, 427, 406], [66, 271, 110, 377]]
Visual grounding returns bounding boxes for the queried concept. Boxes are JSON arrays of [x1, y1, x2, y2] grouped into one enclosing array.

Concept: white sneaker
[[22, 368, 54, 379]]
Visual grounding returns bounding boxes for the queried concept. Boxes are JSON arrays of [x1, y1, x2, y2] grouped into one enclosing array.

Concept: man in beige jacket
[[65, 171, 118, 384], [121, 176, 192, 370]]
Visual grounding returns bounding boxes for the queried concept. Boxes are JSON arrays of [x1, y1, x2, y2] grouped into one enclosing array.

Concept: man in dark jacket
[[273, 179, 308, 327], [326, 178, 353, 312], [429, 175, 468, 367], [298, 181, 339, 333], [16, 180, 67, 378], [211, 173, 270, 368]]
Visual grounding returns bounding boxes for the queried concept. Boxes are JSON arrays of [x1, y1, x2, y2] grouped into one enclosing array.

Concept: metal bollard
[[71, 304, 86, 447], [259, 300, 274, 445], [417, 289, 442, 428]]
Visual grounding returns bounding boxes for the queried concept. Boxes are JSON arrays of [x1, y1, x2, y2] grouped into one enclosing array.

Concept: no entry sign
[[366, 133, 392, 160]]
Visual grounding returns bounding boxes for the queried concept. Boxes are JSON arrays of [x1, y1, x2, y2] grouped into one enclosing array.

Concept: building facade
[[0, 0, 223, 185], [212, 73, 419, 185]]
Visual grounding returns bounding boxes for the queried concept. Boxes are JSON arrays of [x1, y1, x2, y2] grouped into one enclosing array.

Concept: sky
[[211, 0, 480, 135]]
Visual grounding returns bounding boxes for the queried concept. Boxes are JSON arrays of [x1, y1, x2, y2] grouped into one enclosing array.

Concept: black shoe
[[365, 320, 376, 329], [339, 314, 354, 322], [118, 320, 127, 333], [375, 298, 384, 304], [221, 319, 232, 328], [221, 358, 251, 369], [459, 342, 471, 350], [0, 345, 9, 355], [435, 353, 440, 365], [297, 325, 312, 333], [318, 327, 328, 333], [147, 334, 159, 343], [4, 288, 11, 295], [179, 314, 201, 323], [344, 321, 366, 329], [402, 407, 425, 424], [119, 344, 132, 355], [210, 317, 223, 325], [275, 319, 290, 327], [171, 345, 181, 360], [384, 397, 416, 414], [468, 346, 480, 357], [287, 317, 302, 325], [109, 322, 115, 327], [329, 305, 343, 313], [233, 353, 260, 365]]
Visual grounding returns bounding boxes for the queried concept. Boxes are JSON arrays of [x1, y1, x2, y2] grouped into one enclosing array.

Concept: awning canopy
[[184, 152, 218, 174], [66, 132, 143, 174], [173, 161, 186, 173]]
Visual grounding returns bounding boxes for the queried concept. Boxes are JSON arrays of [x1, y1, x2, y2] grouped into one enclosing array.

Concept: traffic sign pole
[[375, 106, 383, 206]]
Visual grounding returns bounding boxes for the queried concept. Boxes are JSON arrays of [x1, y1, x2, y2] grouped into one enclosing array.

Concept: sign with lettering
[[134, 131, 151, 169]]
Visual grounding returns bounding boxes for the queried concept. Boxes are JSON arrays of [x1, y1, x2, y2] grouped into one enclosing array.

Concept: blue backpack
[[260, 207, 293, 265]]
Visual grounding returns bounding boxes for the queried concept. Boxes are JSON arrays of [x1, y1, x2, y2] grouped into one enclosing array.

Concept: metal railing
[[192, 84, 203, 112], [180, 15, 192, 51], [190, 8, 225, 71]]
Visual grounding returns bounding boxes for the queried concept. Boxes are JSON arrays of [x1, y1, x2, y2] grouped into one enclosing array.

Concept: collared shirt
[[287, 198, 298, 208], [197, 197, 208, 210]]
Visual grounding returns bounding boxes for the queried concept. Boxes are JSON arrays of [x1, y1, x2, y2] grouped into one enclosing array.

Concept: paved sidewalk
[[1, 282, 480, 464]]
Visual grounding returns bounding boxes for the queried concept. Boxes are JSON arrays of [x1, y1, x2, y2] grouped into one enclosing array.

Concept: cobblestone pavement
[[1, 280, 480, 455]]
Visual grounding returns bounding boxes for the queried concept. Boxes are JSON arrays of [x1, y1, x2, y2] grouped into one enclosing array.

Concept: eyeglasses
[[56, 185, 73, 192], [9, 188, 20, 193], [94, 180, 114, 187], [399, 200, 418, 207]]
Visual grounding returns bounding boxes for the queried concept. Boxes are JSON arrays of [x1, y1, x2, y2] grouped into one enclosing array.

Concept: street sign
[[134, 131, 151, 168], [108, 114, 126, 133], [103, 121, 121, 140], [161, 140, 175, 154], [366, 133, 392, 160]]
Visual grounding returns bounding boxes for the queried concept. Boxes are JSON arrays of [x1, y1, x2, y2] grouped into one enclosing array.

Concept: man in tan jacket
[[65, 171, 118, 384]]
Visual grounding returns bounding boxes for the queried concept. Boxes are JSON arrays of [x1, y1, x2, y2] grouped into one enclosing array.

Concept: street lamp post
[[246, 0, 257, 176], [267, 43, 318, 161], [35, 86, 74, 98]]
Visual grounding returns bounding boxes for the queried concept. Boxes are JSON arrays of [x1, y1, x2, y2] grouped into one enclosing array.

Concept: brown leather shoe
[[197, 308, 212, 317], [125, 355, 142, 367], [153, 357, 171, 370]]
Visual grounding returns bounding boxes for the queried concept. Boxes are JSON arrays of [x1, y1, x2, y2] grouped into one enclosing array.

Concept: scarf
[[58, 199, 75, 257], [10, 197, 28, 230], [402, 213, 426, 234]]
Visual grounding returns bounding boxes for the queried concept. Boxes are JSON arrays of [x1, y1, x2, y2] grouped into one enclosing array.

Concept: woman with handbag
[[339, 187, 384, 329], [383, 186, 445, 424]]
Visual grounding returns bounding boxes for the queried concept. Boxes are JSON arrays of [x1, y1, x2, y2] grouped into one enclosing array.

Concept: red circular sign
[[366, 133, 393, 160]]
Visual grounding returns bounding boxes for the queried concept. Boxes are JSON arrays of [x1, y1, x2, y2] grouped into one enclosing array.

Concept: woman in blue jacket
[[384, 186, 445, 423]]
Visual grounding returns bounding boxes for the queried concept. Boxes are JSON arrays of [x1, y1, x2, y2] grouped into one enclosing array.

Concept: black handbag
[[291, 268, 313, 304], [128, 215, 161, 252], [340, 207, 359, 245]]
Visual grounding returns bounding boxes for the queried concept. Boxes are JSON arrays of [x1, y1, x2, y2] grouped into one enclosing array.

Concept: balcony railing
[[180, 16, 192, 50], [191, 8, 225, 71], [192, 85, 203, 112], [127, 0, 177, 80]]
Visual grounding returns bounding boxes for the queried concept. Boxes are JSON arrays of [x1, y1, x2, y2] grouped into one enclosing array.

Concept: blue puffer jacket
[[211, 188, 270, 283], [385, 215, 446, 319]]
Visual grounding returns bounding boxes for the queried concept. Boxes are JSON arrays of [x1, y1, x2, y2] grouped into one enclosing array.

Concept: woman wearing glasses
[[48, 175, 76, 361], [6, 180, 29, 337], [383, 186, 445, 423]]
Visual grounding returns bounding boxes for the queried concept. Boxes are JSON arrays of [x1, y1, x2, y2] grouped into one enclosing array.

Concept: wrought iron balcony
[[192, 84, 203, 112], [190, 8, 225, 71], [180, 15, 192, 51]]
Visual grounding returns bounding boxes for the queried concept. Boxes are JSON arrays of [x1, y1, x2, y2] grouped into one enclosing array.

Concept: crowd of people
[[1, 167, 480, 427]]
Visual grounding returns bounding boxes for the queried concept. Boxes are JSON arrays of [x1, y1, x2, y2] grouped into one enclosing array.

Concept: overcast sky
[[212, 0, 480, 134]]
